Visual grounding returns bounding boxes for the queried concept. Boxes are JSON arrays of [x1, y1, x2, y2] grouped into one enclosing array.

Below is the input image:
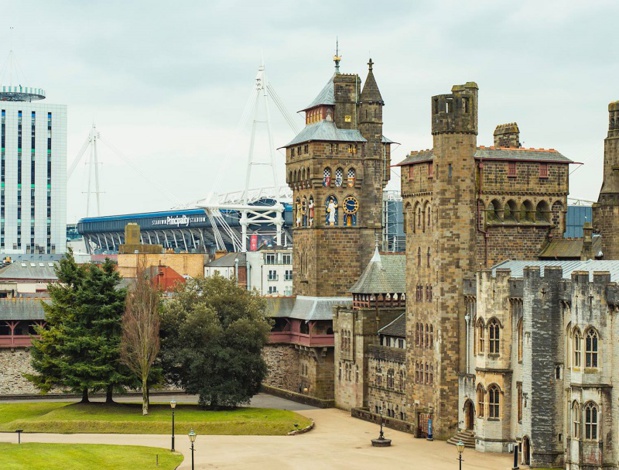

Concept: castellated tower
[[284, 59, 391, 298], [593, 101, 619, 258], [398, 82, 570, 439]]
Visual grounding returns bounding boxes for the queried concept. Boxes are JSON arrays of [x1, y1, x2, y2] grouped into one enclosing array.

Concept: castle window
[[415, 323, 420, 346], [429, 325, 434, 348], [476, 385, 485, 418], [304, 145, 308, 154], [417, 247, 421, 267], [335, 168, 344, 187], [429, 365, 434, 384], [488, 319, 500, 355], [585, 328, 598, 368], [488, 385, 500, 419], [347, 168, 356, 187], [425, 363, 429, 384], [508, 161, 517, 178], [428, 163, 434, 178], [573, 328, 582, 368], [573, 401, 581, 439], [584, 402, 598, 440], [426, 206, 431, 230], [539, 163, 549, 179], [424, 324, 429, 348], [463, 97, 469, 113], [415, 362, 420, 383], [291, 148, 295, 157], [517, 317, 523, 363], [323, 167, 331, 187], [517, 382, 523, 423], [427, 248, 431, 268], [387, 369, 394, 389], [476, 319, 485, 354]]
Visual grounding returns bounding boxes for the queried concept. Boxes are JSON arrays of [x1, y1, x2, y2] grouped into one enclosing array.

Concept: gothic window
[[399, 370, 405, 391], [517, 382, 522, 423], [585, 328, 599, 368], [415, 323, 420, 346], [477, 319, 485, 354], [573, 401, 581, 439], [424, 324, 429, 348], [426, 206, 431, 229], [488, 384, 500, 419], [427, 248, 431, 268], [573, 328, 582, 368], [429, 325, 434, 348], [424, 363, 429, 384], [387, 369, 394, 389], [429, 365, 434, 384], [355, 365, 359, 383], [488, 318, 500, 355], [325, 196, 338, 226], [584, 402, 598, 440], [414, 362, 420, 383], [517, 317, 523, 362], [335, 167, 344, 187], [323, 167, 331, 187], [417, 247, 421, 267], [476, 385, 485, 418], [347, 168, 356, 187], [417, 206, 422, 229]]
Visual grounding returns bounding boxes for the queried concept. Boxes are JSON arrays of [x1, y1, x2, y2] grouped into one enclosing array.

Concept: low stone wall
[[0, 348, 40, 395], [262, 344, 300, 391], [351, 407, 416, 435], [261, 384, 334, 409]]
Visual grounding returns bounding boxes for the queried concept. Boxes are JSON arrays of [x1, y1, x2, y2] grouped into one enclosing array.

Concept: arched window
[[429, 325, 434, 348], [536, 200, 550, 222], [504, 200, 518, 221], [517, 318, 523, 362], [585, 328, 599, 368], [335, 167, 344, 187], [476, 385, 485, 417], [487, 199, 502, 222], [347, 168, 356, 187], [477, 319, 485, 354], [584, 402, 598, 440], [573, 328, 582, 367], [521, 200, 534, 222], [488, 319, 500, 355], [387, 369, 395, 389], [424, 324, 429, 348], [488, 385, 501, 419], [573, 401, 581, 438], [425, 363, 429, 384], [323, 167, 331, 187], [417, 247, 421, 267], [427, 247, 431, 268], [426, 205, 431, 230]]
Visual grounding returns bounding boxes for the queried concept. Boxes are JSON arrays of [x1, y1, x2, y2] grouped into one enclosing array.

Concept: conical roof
[[359, 59, 383, 105], [301, 75, 335, 111], [349, 247, 405, 294]]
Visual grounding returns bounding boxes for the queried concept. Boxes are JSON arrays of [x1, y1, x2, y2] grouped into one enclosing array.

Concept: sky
[[2, 0, 619, 223]]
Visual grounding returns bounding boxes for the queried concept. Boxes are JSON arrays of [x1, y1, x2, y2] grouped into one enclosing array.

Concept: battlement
[[431, 82, 478, 135], [477, 145, 558, 153], [608, 100, 619, 138]]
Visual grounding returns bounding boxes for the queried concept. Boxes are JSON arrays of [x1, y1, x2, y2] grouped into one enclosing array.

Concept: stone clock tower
[[284, 56, 392, 298]]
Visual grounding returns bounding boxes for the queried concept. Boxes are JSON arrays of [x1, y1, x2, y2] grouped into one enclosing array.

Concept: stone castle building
[[396, 82, 572, 438], [262, 57, 393, 400]]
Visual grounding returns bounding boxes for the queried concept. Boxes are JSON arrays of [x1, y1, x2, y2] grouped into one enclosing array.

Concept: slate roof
[[264, 296, 296, 318], [0, 298, 47, 321], [0, 261, 58, 281], [359, 68, 384, 104], [206, 252, 246, 268], [349, 249, 406, 294], [288, 296, 352, 321], [284, 120, 367, 147], [379, 313, 406, 338], [491, 259, 619, 282], [302, 76, 335, 111], [538, 237, 603, 260], [396, 147, 572, 166]]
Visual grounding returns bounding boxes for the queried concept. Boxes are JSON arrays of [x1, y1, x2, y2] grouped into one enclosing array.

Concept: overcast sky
[[2, 0, 618, 223]]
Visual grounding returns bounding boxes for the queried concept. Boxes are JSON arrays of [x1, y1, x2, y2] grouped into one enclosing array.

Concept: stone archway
[[464, 399, 475, 431]]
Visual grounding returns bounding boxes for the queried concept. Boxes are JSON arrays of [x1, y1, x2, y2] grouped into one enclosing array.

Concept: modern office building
[[0, 85, 67, 254]]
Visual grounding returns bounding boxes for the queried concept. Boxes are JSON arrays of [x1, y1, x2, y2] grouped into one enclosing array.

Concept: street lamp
[[188, 429, 197, 470], [456, 440, 465, 470], [170, 399, 177, 452]]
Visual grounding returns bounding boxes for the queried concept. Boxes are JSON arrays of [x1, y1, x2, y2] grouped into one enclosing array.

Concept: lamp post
[[170, 399, 177, 452], [188, 429, 197, 470], [456, 440, 465, 470]]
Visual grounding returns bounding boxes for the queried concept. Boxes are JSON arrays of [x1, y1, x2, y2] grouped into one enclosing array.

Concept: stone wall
[[262, 344, 300, 392], [0, 348, 39, 395]]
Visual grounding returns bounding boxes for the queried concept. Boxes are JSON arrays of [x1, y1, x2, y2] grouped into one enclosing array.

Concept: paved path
[[0, 396, 515, 469]]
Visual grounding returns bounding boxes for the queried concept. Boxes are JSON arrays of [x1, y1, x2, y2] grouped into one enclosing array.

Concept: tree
[[160, 275, 272, 409], [120, 263, 161, 415], [28, 251, 131, 402]]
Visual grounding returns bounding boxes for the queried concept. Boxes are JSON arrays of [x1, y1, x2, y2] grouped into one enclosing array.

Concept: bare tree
[[121, 262, 161, 415]]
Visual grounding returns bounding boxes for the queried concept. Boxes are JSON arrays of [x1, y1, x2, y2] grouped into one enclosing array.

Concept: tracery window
[[584, 402, 598, 440], [335, 167, 343, 187], [573, 328, 582, 368], [347, 168, 356, 187], [573, 401, 581, 439], [476, 385, 485, 418], [488, 319, 500, 355], [585, 328, 598, 368], [488, 385, 500, 419]]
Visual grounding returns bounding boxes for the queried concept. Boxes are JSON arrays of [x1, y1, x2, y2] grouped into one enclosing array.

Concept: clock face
[[343, 196, 359, 215]]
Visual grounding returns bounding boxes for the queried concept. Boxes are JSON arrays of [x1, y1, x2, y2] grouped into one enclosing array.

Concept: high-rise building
[[0, 85, 66, 254]]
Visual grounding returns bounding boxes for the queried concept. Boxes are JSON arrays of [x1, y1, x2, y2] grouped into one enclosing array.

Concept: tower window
[[585, 328, 598, 368]]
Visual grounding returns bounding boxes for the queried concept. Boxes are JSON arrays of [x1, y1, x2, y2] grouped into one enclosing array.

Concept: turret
[[358, 59, 384, 145], [431, 82, 478, 135]]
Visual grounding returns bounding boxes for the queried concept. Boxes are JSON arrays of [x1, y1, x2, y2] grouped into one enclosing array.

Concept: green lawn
[[0, 442, 182, 470], [0, 401, 312, 435]]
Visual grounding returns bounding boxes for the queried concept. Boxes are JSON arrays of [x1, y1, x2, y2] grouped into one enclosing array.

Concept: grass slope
[[0, 442, 182, 470], [0, 402, 312, 435]]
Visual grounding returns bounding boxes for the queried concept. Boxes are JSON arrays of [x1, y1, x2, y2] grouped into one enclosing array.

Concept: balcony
[[0, 334, 37, 348], [269, 331, 334, 348]]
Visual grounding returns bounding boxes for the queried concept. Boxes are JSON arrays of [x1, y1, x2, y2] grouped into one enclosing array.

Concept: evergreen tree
[[160, 275, 272, 409], [28, 252, 130, 402]]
